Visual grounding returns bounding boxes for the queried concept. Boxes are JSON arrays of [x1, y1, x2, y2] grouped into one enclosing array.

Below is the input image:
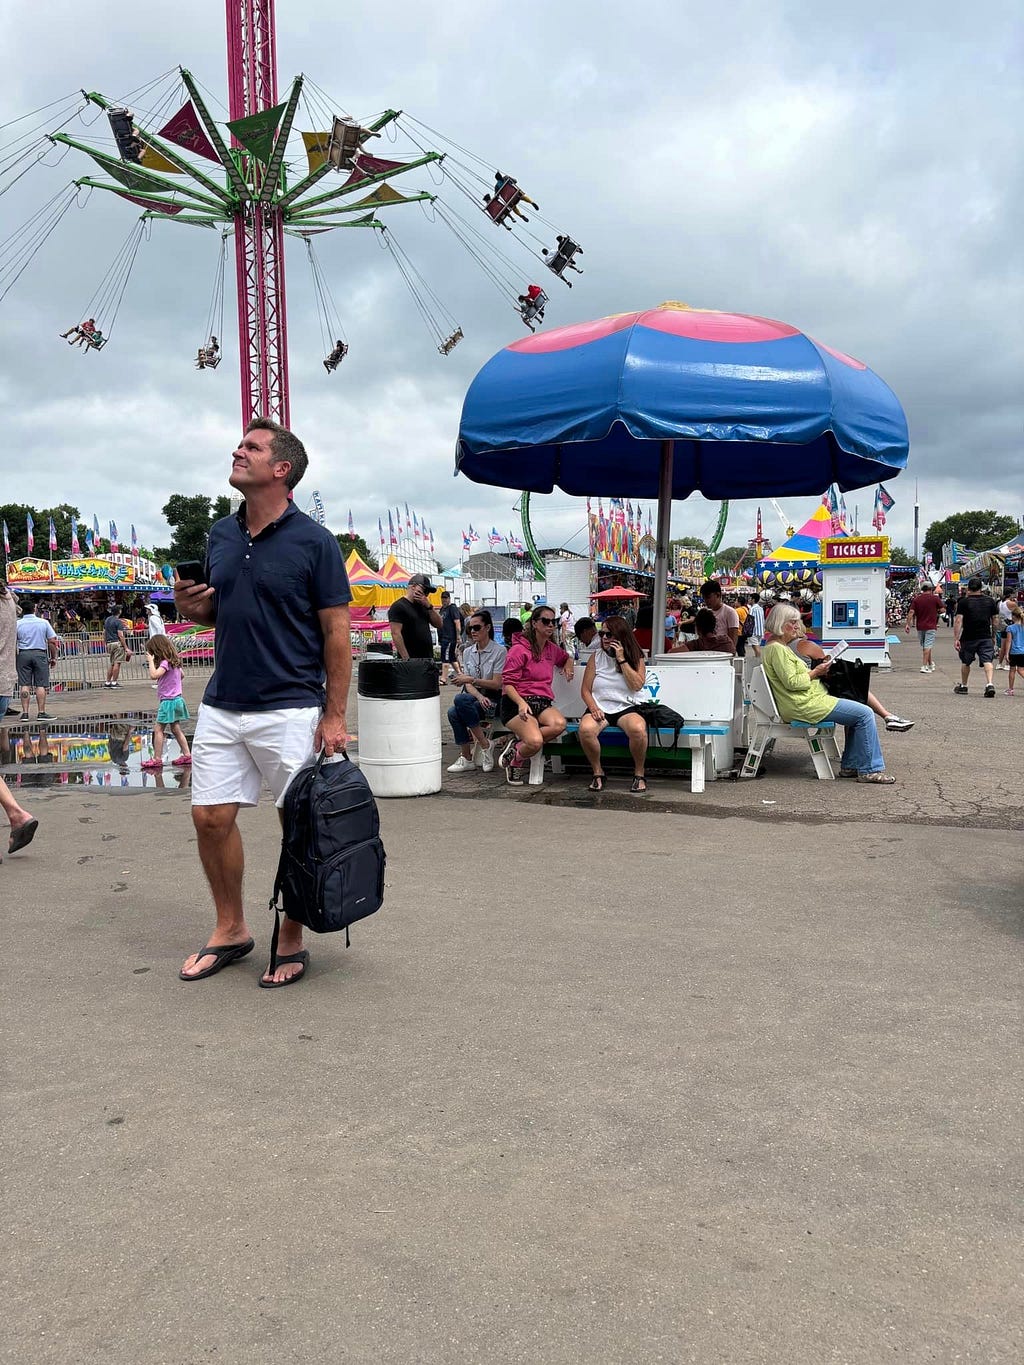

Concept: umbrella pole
[[651, 439, 674, 656]]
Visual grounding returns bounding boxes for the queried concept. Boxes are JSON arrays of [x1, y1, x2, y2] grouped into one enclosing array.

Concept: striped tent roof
[[762, 503, 847, 562]]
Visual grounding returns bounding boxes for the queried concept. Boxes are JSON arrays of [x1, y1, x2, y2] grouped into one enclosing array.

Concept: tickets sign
[[820, 537, 889, 565]]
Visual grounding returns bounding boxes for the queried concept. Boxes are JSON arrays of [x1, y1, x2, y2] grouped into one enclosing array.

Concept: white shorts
[[191, 703, 319, 808]]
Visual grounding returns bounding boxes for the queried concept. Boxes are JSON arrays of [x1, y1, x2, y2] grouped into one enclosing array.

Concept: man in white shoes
[[906, 583, 942, 672], [445, 609, 506, 773]]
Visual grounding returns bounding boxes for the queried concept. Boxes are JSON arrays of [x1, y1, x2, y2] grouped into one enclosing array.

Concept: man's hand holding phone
[[174, 561, 216, 625]]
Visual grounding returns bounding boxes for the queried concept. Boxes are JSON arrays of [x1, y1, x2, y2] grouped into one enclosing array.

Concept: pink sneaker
[[172, 755, 193, 766], [1004, 689, 1015, 697]]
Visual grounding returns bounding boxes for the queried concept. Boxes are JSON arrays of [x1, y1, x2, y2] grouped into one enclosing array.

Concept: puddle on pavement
[[0, 712, 191, 793]]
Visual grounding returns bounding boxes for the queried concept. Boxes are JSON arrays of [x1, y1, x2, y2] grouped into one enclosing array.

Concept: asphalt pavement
[[2, 634, 1020, 1363]]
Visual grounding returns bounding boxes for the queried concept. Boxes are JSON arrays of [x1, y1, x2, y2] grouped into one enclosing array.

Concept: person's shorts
[[499, 693, 555, 725], [958, 637, 994, 665], [16, 650, 49, 689], [440, 638, 458, 663], [1008, 653, 1024, 667], [602, 706, 646, 729], [917, 629, 936, 649], [191, 703, 319, 807], [107, 642, 128, 664]]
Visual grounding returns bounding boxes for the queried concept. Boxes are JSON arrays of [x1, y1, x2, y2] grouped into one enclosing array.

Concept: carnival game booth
[[961, 535, 1024, 593]]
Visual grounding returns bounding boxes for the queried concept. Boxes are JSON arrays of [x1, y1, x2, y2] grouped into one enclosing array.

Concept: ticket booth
[[818, 536, 891, 666]]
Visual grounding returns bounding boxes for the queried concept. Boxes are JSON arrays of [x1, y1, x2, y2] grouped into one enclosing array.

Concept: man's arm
[[47, 625, 59, 664], [316, 603, 351, 757], [389, 619, 409, 660], [426, 605, 443, 630]]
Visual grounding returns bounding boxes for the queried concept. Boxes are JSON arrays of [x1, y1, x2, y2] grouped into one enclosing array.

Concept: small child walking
[[142, 636, 192, 769], [1004, 605, 1024, 696]]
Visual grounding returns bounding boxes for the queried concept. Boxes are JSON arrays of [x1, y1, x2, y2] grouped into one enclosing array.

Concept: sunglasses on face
[[538, 617, 556, 625], [467, 623, 484, 632]]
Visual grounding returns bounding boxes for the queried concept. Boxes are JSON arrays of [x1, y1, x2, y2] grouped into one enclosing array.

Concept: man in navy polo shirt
[[174, 417, 352, 988]]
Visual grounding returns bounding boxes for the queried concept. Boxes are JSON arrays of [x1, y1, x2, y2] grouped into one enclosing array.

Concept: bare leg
[[866, 692, 888, 720], [0, 775, 33, 838], [19, 684, 29, 715], [170, 722, 191, 758], [152, 720, 166, 763], [507, 714, 543, 758], [618, 714, 649, 778], [34, 686, 46, 714], [262, 808, 305, 985], [982, 660, 994, 686], [181, 802, 252, 976], [578, 715, 606, 775]]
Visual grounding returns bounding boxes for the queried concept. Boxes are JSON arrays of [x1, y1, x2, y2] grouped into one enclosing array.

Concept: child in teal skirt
[[143, 635, 192, 769]]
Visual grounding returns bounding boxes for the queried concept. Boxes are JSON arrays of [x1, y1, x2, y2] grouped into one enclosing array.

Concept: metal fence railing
[[54, 631, 214, 692]]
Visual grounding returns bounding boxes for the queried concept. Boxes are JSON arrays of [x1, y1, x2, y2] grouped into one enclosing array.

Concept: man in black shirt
[[388, 573, 442, 659], [437, 591, 463, 683], [953, 576, 998, 697]]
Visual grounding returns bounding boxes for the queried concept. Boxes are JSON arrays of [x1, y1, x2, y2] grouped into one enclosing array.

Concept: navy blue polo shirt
[[202, 502, 351, 712]]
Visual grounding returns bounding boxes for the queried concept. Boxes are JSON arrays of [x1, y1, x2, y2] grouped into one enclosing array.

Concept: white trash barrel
[[357, 658, 441, 797]]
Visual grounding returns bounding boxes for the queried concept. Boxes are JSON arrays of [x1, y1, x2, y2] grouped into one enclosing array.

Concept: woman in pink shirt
[[497, 606, 573, 785]]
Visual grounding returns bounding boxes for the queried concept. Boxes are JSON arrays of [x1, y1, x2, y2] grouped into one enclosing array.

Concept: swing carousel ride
[[0, 0, 585, 428], [0, 0, 732, 576]]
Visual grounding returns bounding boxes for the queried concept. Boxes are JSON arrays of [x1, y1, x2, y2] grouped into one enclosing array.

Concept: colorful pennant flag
[[469, 524, 480, 542], [388, 510, 397, 547], [131, 523, 138, 551], [26, 513, 34, 554], [85, 527, 94, 553], [71, 521, 81, 556], [487, 527, 502, 547], [413, 512, 421, 541], [429, 527, 435, 554], [301, 130, 333, 175], [877, 484, 895, 512], [93, 514, 100, 541], [48, 517, 58, 553], [405, 503, 412, 533], [347, 509, 356, 539], [226, 101, 288, 164], [2, 520, 9, 556], [462, 530, 471, 551], [109, 520, 119, 552], [157, 100, 221, 163]]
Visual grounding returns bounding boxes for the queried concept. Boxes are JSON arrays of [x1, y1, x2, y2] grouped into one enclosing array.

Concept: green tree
[[887, 544, 913, 566], [334, 531, 378, 570], [0, 503, 81, 560], [159, 493, 232, 563], [922, 511, 1020, 561], [714, 544, 752, 571], [669, 535, 708, 554]]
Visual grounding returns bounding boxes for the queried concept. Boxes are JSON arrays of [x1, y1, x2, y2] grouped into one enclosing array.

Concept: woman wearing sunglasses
[[446, 610, 507, 773], [579, 615, 648, 793], [498, 605, 573, 784]]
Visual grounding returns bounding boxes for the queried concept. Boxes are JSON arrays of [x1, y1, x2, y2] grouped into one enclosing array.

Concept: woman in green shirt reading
[[762, 604, 895, 784]]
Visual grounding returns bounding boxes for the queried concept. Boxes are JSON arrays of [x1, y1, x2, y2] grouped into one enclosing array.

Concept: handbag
[[630, 701, 687, 749]]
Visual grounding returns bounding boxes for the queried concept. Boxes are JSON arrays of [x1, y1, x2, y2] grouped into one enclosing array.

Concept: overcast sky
[[1, 0, 1021, 566]]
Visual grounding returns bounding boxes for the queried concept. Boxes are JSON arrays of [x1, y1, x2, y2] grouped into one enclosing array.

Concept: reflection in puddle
[[1, 713, 192, 792]]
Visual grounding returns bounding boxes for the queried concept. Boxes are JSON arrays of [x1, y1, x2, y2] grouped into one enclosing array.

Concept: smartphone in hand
[[176, 561, 205, 583]]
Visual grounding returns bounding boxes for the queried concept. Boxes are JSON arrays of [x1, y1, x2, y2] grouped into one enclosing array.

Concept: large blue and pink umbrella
[[456, 302, 909, 629]]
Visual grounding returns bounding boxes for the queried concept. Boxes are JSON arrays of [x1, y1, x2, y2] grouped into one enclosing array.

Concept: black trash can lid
[[358, 657, 439, 700]]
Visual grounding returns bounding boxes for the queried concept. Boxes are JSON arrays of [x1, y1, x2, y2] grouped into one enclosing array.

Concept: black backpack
[[268, 752, 386, 966]]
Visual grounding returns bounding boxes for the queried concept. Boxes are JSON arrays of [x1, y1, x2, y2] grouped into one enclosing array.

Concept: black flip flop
[[259, 949, 310, 990], [178, 937, 255, 982], [8, 819, 39, 854], [588, 773, 606, 792], [630, 776, 648, 795]]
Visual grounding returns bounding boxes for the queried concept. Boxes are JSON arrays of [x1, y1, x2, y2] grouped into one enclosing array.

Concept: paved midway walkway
[[2, 638, 1020, 1362]]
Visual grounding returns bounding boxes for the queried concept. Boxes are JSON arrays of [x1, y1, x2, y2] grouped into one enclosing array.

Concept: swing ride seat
[[546, 239, 582, 280], [519, 291, 548, 331], [438, 328, 464, 356], [484, 181, 524, 225], [85, 335, 107, 351], [327, 117, 372, 170]]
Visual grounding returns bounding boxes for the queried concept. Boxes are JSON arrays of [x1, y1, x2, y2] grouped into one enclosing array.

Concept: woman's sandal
[[630, 776, 648, 794], [588, 773, 606, 792], [857, 771, 896, 784]]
